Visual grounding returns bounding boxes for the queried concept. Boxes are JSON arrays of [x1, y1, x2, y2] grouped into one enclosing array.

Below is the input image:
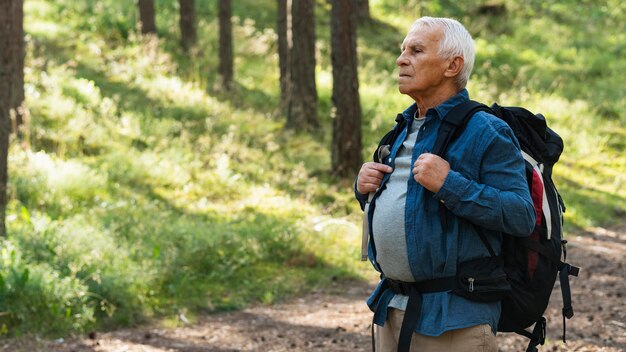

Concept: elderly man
[[355, 17, 536, 352]]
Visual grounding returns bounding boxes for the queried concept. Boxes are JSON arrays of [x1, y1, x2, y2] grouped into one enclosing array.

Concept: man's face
[[396, 24, 450, 99]]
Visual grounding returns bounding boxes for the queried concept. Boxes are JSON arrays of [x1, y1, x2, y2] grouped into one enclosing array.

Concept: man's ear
[[444, 56, 464, 79]]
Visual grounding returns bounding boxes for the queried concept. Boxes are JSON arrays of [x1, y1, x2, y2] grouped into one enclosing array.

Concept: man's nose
[[396, 52, 408, 66]]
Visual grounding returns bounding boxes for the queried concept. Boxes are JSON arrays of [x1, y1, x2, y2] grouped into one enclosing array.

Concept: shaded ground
[[2, 226, 625, 352]]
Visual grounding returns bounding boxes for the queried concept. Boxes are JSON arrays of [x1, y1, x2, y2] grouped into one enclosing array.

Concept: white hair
[[410, 17, 475, 89]]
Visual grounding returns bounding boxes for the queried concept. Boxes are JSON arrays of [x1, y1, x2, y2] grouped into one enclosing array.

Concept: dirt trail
[[2, 226, 625, 352]]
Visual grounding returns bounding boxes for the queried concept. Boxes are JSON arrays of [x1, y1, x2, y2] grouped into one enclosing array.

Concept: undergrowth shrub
[[0, 240, 95, 335]]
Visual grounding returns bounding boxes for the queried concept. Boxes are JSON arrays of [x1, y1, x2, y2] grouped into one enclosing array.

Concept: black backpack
[[375, 100, 580, 352]]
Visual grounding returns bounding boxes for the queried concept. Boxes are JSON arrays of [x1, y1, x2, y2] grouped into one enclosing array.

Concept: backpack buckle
[[562, 306, 574, 319], [377, 145, 391, 164]]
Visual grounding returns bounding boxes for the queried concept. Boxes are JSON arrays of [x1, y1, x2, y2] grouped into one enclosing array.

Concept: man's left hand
[[412, 153, 450, 193]]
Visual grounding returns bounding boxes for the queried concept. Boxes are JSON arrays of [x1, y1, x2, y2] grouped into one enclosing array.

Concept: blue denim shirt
[[356, 89, 535, 336]]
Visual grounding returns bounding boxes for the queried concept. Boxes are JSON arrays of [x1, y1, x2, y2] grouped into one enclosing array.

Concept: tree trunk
[[10, 0, 24, 136], [0, 0, 18, 236], [137, 0, 157, 35], [277, 0, 291, 115], [287, 0, 318, 131], [355, 0, 370, 22], [218, 0, 233, 90], [331, 0, 362, 178], [179, 0, 196, 51]]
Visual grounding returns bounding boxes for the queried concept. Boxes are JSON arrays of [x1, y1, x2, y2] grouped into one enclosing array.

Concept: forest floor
[[2, 225, 625, 352]]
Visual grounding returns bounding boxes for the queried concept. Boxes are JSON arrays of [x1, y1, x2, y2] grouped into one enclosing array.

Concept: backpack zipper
[[466, 274, 507, 293]]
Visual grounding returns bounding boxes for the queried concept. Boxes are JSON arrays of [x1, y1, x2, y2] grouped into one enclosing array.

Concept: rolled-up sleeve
[[434, 125, 536, 236]]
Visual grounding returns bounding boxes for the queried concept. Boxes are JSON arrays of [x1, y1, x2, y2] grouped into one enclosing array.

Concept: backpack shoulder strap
[[373, 113, 407, 163], [433, 100, 495, 256], [432, 100, 492, 157]]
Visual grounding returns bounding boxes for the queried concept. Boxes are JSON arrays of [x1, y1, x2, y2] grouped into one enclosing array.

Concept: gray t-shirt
[[372, 116, 426, 308]]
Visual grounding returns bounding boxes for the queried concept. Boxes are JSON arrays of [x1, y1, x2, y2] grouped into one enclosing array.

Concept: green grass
[[0, 0, 624, 337]]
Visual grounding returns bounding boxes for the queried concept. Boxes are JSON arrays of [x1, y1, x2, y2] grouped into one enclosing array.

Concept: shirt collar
[[400, 89, 470, 122]]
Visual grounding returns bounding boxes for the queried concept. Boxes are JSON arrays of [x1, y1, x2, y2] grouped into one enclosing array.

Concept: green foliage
[[3, 0, 624, 337], [0, 240, 95, 335]]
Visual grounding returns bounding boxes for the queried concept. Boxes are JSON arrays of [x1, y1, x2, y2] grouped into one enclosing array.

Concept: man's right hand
[[356, 162, 393, 194]]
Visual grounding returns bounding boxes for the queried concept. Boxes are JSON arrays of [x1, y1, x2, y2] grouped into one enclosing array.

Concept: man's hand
[[413, 153, 450, 193], [357, 162, 393, 194]]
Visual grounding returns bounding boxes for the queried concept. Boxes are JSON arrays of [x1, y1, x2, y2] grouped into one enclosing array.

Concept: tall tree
[[11, 0, 24, 135], [137, 0, 157, 35], [218, 0, 233, 90], [330, 0, 362, 177], [277, 0, 291, 114], [287, 0, 318, 131], [179, 0, 196, 51], [0, 0, 21, 236], [355, 0, 370, 22]]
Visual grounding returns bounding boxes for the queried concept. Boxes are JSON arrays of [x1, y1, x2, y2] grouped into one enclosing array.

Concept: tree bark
[[10, 0, 24, 135], [0, 0, 18, 236], [137, 0, 157, 35], [218, 0, 233, 90], [287, 0, 318, 131], [331, 0, 362, 178], [179, 0, 196, 51], [277, 0, 291, 115], [355, 0, 370, 22]]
